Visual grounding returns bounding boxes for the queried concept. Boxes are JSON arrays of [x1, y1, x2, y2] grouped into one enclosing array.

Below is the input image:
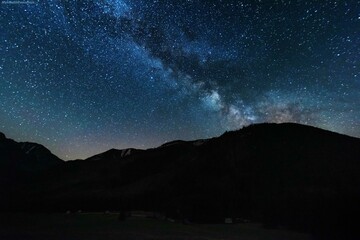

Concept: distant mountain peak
[[0, 134, 63, 173], [0, 132, 6, 140], [160, 140, 189, 148], [85, 147, 142, 161]]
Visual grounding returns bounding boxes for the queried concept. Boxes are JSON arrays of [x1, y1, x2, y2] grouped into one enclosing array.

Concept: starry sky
[[1, 0, 359, 160]]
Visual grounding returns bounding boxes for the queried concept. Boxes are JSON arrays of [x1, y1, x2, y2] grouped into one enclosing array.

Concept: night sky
[[1, 0, 359, 160]]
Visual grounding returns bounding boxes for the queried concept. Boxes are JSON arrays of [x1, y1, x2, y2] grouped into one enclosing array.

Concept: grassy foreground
[[0, 213, 312, 240]]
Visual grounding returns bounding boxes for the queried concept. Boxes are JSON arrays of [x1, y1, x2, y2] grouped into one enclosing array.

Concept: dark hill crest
[[1, 123, 360, 239]]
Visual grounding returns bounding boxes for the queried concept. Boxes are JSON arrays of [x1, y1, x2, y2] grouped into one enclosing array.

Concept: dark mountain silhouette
[[1, 123, 360, 239], [85, 148, 144, 161], [0, 132, 63, 177]]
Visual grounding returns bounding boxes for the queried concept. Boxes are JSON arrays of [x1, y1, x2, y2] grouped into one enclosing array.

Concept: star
[[0, 0, 359, 159]]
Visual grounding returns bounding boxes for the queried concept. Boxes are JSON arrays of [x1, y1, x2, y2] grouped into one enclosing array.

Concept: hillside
[[1, 123, 360, 239]]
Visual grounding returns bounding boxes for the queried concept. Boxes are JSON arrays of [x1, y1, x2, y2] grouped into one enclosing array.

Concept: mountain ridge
[[0, 132, 63, 175], [2, 122, 358, 162], [1, 122, 360, 239]]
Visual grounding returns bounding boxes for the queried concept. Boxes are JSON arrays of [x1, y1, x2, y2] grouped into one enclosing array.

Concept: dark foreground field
[[0, 213, 312, 240]]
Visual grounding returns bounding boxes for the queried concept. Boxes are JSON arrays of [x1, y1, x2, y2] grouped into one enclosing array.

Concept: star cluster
[[1, 0, 359, 159]]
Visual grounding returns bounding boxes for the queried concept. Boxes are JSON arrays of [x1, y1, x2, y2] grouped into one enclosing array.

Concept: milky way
[[1, 0, 359, 159]]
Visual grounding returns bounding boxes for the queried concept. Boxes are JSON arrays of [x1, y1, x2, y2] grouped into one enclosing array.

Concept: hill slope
[[1, 123, 360, 239], [0, 132, 63, 178]]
